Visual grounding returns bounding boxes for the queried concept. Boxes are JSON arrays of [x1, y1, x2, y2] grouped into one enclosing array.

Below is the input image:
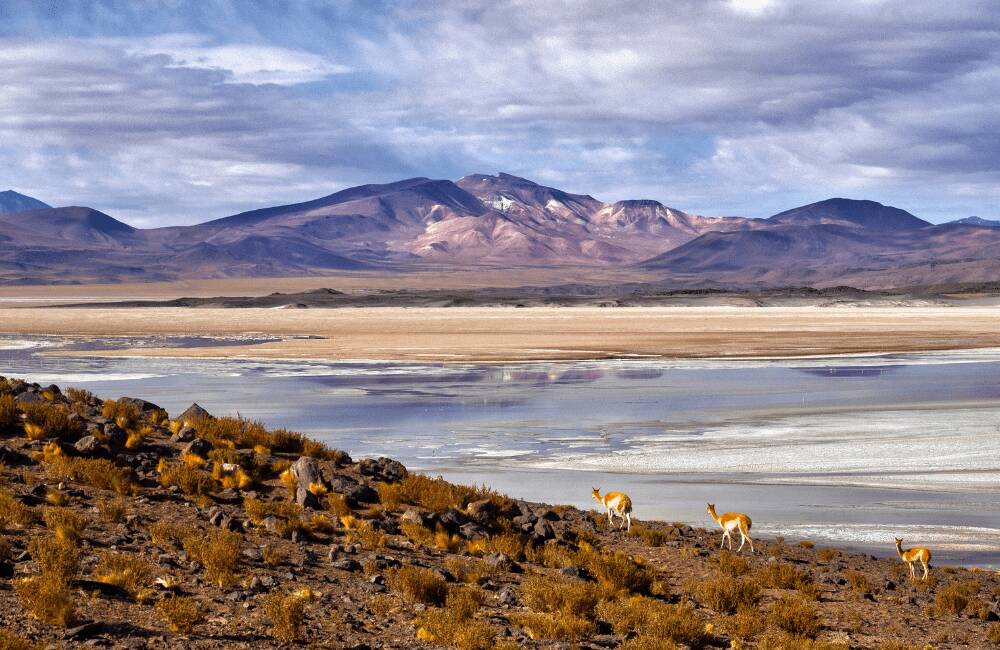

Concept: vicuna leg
[[625, 512, 631, 533], [921, 560, 929, 580], [607, 508, 614, 528], [740, 524, 754, 554], [908, 562, 915, 579]]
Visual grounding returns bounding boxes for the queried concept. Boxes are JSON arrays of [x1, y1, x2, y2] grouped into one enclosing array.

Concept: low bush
[[158, 461, 214, 496], [520, 574, 600, 618], [596, 596, 709, 648], [582, 549, 654, 595], [844, 569, 870, 594], [387, 565, 448, 606], [935, 580, 979, 616], [715, 550, 751, 577], [721, 605, 765, 642], [0, 629, 37, 650], [767, 595, 822, 638], [629, 524, 668, 547], [157, 595, 204, 634], [101, 399, 141, 430], [689, 574, 761, 614]]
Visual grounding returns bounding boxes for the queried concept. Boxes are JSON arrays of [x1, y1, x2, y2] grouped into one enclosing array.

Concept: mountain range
[[1, 174, 998, 288]]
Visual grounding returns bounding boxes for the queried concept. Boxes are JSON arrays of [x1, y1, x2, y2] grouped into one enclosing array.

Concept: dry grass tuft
[[521, 574, 600, 618], [158, 460, 215, 496], [15, 573, 75, 626], [0, 488, 36, 528], [596, 597, 709, 649], [629, 524, 668, 547], [397, 474, 507, 513], [44, 455, 134, 495], [263, 591, 310, 643], [157, 595, 204, 634], [688, 574, 761, 614], [0, 629, 38, 650], [934, 580, 980, 616], [101, 399, 141, 430], [94, 551, 154, 596], [20, 402, 82, 440], [414, 587, 497, 649], [767, 595, 822, 639], [714, 550, 751, 577], [42, 507, 87, 543], [181, 527, 241, 588], [387, 565, 449, 606], [376, 482, 403, 511], [347, 519, 386, 550], [508, 611, 594, 641], [97, 497, 128, 523], [29, 537, 78, 580], [0, 395, 18, 433]]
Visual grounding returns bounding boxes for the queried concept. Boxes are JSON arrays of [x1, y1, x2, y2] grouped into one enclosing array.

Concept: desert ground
[[1, 305, 1000, 362]]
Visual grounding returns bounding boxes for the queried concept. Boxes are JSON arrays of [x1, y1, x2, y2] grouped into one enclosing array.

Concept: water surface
[[4, 335, 1000, 566]]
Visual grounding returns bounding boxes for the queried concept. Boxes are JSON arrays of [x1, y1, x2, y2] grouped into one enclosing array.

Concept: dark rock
[[182, 437, 213, 459], [15, 391, 42, 406], [179, 403, 212, 423], [102, 424, 126, 450], [332, 559, 361, 572], [400, 509, 427, 526], [438, 508, 467, 532], [459, 522, 487, 540], [534, 507, 560, 521], [344, 484, 378, 505], [117, 397, 162, 413], [533, 519, 555, 540], [497, 587, 517, 606], [369, 574, 386, 585], [559, 566, 583, 579], [358, 456, 407, 482], [466, 499, 498, 522], [64, 622, 104, 640], [171, 426, 196, 443]]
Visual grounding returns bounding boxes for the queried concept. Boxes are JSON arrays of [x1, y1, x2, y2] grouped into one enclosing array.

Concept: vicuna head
[[591, 487, 601, 501], [895, 537, 903, 546], [706, 502, 716, 515]]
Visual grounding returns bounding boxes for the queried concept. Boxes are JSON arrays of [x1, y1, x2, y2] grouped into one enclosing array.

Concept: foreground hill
[[0, 376, 997, 648], [2, 183, 1000, 289]]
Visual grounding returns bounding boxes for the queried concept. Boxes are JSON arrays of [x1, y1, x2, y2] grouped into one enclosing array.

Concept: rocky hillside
[[0, 376, 997, 649]]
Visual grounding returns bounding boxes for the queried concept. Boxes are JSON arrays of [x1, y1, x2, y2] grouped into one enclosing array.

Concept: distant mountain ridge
[[2, 179, 1000, 289], [0, 190, 50, 214]]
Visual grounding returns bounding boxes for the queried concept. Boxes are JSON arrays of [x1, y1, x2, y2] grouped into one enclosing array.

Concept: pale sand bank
[[2, 306, 1000, 362]]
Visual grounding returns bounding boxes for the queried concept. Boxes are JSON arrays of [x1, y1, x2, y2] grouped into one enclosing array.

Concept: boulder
[[290, 456, 325, 508], [179, 403, 213, 424], [358, 457, 407, 483], [171, 426, 196, 443], [466, 499, 498, 523], [73, 436, 108, 457], [102, 423, 127, 450], [117, 397, 162, 413], [459, 522, 487, 540], [182, 437, 213, 459]]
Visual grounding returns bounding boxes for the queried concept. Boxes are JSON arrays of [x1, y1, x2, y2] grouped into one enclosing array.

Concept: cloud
[[113, 33, 351, 85], [0, 0, 998, 224]]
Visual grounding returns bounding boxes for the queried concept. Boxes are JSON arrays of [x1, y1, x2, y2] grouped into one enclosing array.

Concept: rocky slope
[[0, 377, 997, 649]]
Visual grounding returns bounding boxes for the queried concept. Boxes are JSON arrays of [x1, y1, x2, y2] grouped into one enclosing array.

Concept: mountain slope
[[768, 198, 930, 231], [0, 190, 50, 214]]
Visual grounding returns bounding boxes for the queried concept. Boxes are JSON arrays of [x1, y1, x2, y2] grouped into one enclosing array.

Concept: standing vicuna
[[895, 537, 932, 581], [706, 503, 754, 554], [592, 487, 632, 532]]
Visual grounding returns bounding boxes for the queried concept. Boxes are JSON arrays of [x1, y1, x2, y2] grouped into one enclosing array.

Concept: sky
[[0, 0, 997, 227]]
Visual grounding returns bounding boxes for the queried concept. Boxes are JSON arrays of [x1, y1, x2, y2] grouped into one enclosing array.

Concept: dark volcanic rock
[[179, 403, 213, 423]]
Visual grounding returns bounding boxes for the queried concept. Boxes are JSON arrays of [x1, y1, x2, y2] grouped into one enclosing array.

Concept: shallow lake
[[4, 334, 1000, 566]]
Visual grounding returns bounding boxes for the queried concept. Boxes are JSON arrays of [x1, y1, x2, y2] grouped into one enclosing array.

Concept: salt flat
[[1, 305, 1000, 362]]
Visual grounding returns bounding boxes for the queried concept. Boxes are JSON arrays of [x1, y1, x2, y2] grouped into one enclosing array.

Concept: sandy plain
[[1, 305, 1000, 362]]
